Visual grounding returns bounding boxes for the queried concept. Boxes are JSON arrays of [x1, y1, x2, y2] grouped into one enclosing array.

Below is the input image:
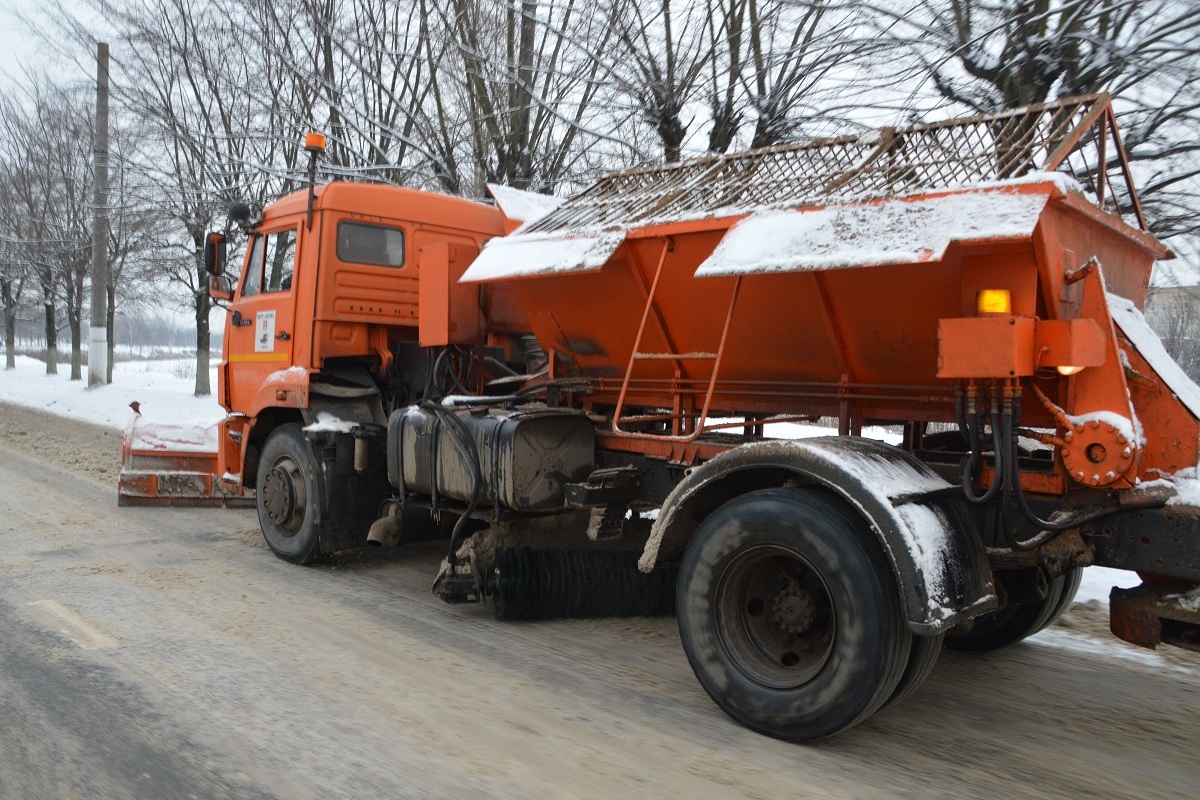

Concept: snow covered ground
[[0, 353, 1148, 612], [0, 355, 226, 429]]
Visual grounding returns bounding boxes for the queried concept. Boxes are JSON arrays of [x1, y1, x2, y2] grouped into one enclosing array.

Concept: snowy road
[[2, 401, 1199, 799]]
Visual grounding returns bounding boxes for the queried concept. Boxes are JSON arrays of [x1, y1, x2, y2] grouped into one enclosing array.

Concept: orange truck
[[120, 95, 1200, 741]]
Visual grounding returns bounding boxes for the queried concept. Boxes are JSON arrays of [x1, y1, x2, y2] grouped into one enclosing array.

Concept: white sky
[[0, 1, 27, 88]]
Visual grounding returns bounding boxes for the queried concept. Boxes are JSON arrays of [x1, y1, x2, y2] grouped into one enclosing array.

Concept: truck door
[[227, 226, 300, 410]]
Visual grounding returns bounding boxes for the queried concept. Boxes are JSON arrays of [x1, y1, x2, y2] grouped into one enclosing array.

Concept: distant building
[[1144, 285, 1200, 382]]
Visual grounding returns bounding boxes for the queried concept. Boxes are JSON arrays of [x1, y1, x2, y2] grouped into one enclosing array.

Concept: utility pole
[[88, 42, 110, 387]]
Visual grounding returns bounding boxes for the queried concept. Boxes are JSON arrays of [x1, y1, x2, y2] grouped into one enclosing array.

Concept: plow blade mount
[[118, 416, 252, 507]]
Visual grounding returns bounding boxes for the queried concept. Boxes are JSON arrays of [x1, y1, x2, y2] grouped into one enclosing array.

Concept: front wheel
[[677, 488, 911, 742], [257, 424, 324, 565]]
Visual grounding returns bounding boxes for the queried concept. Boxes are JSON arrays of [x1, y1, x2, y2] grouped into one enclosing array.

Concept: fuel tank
[[387, 406, 595, 512]]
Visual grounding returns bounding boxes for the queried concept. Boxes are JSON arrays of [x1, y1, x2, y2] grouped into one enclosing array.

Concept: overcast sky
[[0, 0, 94, 94], [0, 0, 31, 88]]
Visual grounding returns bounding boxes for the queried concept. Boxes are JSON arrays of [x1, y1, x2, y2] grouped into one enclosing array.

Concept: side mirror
[[208, 273, 234, 303], [204, 231, 227, 276]]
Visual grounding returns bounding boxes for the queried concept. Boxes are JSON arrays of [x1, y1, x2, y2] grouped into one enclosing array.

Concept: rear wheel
[[945, 568, 1082, 652], [887, 633, 944, 707], [677, 488, 910, 742], [257, 424, 324, 565]]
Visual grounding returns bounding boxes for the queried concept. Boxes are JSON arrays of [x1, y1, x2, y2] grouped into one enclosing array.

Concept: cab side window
[[240, 235, 264, 297], [239, 229, 297, 296], [337, 221, 405, 267], [263, 230, 297, 292]]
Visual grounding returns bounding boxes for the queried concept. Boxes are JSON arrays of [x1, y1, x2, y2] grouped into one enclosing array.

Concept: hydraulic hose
[[962, 402, 1004, 505], [1003, 393, 1123, 548]]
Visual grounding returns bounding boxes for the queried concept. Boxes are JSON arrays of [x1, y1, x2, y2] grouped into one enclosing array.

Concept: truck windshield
[[337, 221, 404, 267]]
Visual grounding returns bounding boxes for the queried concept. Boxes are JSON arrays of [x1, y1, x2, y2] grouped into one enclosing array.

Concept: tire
[[677, 488, 911, 742], [945, 567, 1082, 652], [886, 633, 944, 707], [257, 424, 324, 565]]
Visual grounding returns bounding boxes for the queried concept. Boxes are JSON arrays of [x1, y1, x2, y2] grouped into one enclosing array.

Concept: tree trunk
[[195, 292, 211, 396], [43, 290, 57, 375], [106, 280, 115, 384], [658, 111, 687, 164], [3, 310, 13, 369], [1, 277, 15, 370], [708, 103, 740, 154], [69, 310, 82, 380]]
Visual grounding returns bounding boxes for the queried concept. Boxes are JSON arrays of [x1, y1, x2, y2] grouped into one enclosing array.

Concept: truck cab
[[207, 182, 519, 557]]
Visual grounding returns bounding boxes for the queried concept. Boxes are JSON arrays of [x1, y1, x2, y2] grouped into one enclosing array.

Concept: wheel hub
[[716, 546, 836, 689], [773, 581, 817, 635], [262, 461, 305, 533]]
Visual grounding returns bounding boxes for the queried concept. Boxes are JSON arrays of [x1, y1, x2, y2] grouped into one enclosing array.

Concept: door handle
[[276, 331, 291, 340], [231, 310, 253, 327]]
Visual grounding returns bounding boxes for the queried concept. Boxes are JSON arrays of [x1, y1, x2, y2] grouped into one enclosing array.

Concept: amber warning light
[[976, 289, 1012, 315], [305, 132, 327, 154]]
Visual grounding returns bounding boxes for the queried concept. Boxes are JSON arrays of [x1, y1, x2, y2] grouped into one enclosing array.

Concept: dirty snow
[[1167, 472, 1200, 507], [487, 183, 563, 228], [800, 444, 958, 618], [460, 230, 625, 282], [265, 365, 309, 384], [125, 420, 219, 453], [958, 170, 1083, 196], [1164, 586, 1200, 612], [302, 412, 357, 434], [1108, 292, 1200, 419], [894, 501, 957, 615], [695, 188, 1049, 277]]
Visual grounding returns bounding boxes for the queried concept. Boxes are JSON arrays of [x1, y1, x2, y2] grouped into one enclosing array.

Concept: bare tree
[[598, 0, 713, 163], [860, 0, 1200, 240], [0, 229, 28, 370], [57, 0, 264, 395], [0, 81, 97, 378]]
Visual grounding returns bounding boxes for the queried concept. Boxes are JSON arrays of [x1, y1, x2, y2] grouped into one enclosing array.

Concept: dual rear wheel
[[676, 488, 937, 742]]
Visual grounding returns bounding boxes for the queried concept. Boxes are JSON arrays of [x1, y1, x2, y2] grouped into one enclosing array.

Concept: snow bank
[[696, 188, 1049, 277], [0, 355, 226, 430]]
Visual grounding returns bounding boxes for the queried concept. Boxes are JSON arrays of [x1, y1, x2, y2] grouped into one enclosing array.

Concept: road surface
[[1, 401, 1198, 799]]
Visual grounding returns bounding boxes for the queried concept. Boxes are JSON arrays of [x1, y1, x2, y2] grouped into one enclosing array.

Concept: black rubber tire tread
[[945, 568, 1081, 652], [1038, 566, 1083, 634], [677, 487, 911, 742], [886, 633, 944, 707], [257, 424, 323, 565]]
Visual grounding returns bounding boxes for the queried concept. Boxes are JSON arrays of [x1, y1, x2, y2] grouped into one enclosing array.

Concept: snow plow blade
[[118, 416, 253, 507]]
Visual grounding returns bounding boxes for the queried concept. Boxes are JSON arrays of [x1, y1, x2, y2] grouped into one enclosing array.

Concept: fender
[[639, 436, 997, 634]]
